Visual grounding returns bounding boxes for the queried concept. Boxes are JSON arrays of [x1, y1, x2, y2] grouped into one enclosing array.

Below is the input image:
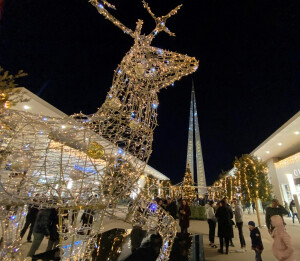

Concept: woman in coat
[[271, 215, 295, 261], [178, 199, 191, 234], [215, 200, 233, 254]]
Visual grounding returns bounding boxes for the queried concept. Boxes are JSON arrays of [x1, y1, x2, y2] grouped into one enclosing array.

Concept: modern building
[[251, 111, 300, 205], [10, 87, 170, 184]]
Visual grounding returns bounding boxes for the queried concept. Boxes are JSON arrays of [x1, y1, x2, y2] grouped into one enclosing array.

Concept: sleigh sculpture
[[0, 1, 198, 260]]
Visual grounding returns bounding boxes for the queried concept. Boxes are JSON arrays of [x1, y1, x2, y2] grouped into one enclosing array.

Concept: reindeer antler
[[89, 0, 134, 37], [142, 0, 182, 40], [102, 0, 116, 10]]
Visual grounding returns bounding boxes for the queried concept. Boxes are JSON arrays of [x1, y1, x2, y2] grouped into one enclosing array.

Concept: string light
[[275, 152, 300, 169], [182, 163, 196, 202]]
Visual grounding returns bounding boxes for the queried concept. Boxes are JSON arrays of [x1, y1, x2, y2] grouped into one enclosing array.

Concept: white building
[[251, 111, 300, 204], [10, 87, 169, 185]]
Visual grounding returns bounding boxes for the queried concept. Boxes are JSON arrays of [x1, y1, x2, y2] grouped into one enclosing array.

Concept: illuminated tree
[[234, 154, 272, 227], [0, 66, 27, 110], [182, 164, 196, 202], [234, 155, 251, 205], [234, 154, 272, 202]]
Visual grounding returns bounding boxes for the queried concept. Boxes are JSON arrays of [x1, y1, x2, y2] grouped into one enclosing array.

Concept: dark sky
[[0, 0, 299, 185]]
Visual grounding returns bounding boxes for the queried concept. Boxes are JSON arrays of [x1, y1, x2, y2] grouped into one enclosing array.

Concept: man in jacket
[[165, 197, 177, 219], [27, 208, 58, 257], [289, 200, 299, 224], [233, 199, 246, 252], [20, 203, 39, 242], [265, 199, 289, 234]]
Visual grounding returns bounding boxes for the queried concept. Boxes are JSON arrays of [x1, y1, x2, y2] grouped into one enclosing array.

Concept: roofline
[[251, 110, 300, 155], [15, 88, 169, 180], [17, 87, 68, 118]]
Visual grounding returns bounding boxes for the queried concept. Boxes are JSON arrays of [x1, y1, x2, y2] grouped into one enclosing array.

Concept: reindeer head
[[90, 0, 199, 90]]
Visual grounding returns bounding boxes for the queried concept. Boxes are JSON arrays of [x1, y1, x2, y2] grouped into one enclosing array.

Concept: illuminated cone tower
[[186, 82, 207, 195]]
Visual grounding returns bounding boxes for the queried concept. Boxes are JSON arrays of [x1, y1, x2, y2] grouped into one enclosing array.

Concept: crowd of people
[[18, 196, 298, 261], [20, 201, 95, 260], [155, 196, 297, 261], [204, 197, 296, 261]]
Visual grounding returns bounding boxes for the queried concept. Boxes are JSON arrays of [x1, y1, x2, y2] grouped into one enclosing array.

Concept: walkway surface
[[187, 212, 300, 261], [19, 210, 300, 260]]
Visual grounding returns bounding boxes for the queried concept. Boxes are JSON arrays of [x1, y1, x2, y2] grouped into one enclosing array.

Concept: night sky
[[0, 0, 299, 185]]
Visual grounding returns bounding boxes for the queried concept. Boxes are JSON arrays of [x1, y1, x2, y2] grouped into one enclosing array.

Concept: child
[[271, 215, 295, 261], [248, 221, 263, 261]]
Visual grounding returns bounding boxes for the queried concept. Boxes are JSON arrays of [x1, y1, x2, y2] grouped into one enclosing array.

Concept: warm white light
[[266, 151, 270, 154], [275, 152, 300, 169], [277, 142, 282, 146], [287, 174, 297, 195], [61, 125, 66, 129], [23, 105, 30, 110], [295, 131, 300, 135], [67, 180, 73, 189]]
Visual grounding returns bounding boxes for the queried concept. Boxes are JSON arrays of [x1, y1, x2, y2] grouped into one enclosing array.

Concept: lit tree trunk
[[254, 198, 261, 227]]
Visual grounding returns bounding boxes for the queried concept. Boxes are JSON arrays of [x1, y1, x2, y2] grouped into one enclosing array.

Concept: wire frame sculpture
[[0, 1, 198, 260]]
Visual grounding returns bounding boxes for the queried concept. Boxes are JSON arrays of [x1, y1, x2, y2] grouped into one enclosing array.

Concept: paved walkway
[[19, 210, 300, 260], [186, 212, 300, 261]]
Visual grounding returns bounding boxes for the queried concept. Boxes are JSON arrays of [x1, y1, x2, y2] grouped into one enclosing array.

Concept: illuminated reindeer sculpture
[[87, 0, 198, 202], [85, 0, 198, 259], [0, 1, 198, 260]]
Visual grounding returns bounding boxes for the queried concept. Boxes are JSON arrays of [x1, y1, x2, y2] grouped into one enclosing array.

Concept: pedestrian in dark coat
[[248, 221, 264, 261], [46, 208, 59, 252], [20, 203, 39, 242], [178, 199, 191, 234], [215, 200, 233, 254], [165, 198, 177, 219], [81, 209, 95, 235], [27, 208, 58, 257], [266, 199, 289, 234]]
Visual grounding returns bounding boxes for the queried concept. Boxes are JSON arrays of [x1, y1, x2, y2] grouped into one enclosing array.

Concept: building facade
[[252, 111, 300, 205]]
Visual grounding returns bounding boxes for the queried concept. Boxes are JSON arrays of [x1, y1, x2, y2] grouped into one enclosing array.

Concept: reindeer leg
[[130, 199, 177, 261]]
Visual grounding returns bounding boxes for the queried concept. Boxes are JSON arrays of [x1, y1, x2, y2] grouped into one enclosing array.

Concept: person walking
[[234, 199, 246, 252], [271, 215, 295, 261], [81, 209, 95, 235], [289, 200, 299, 224], [178, 199, 191, 234], [252, 202, 256, 213], [223, 197, 235, 247], [206, 201, 217, 248], [245, 201, 251, 214], [20, 203, 39, 242], [215, 200, 233, 254], [284, 201, 291, 217], [265, 199, 289, 234], [27, 207, 57, 258], [46, 208, 59, 252], [248, 221, 263, 261]]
